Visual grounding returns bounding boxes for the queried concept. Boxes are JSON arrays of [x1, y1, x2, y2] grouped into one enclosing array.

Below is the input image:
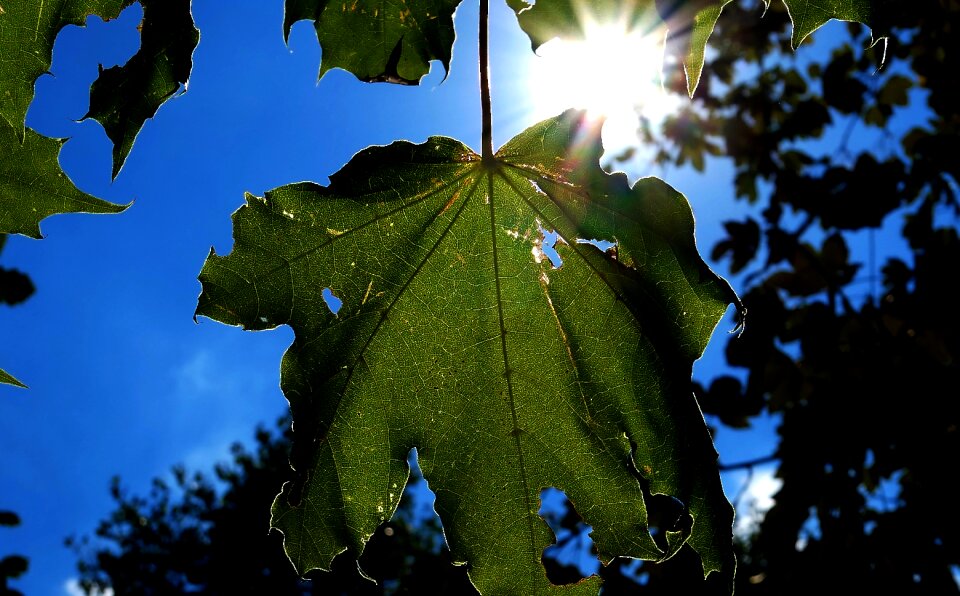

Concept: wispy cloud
[[174, 350, 217, 395]]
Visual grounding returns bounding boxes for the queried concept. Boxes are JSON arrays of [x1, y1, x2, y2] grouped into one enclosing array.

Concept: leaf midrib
[[485, 166, 541, 578]]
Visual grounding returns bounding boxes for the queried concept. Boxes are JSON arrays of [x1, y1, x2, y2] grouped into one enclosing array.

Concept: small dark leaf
[[877, 74, 912, 106], [284, 0, 459, 84], [711, 218, 760, 274], [84, 0, 199, 178], [0, 512, 20, 527], [0, 555, 28, 579], [0, 267, 35, 306], [697, 376, 763, 428], [822, 49, 867, 114]]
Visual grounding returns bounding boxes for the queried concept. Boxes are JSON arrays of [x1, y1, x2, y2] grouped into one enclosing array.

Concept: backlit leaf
[[84, 0, 199, 178], [0, 368, 26, 388], [0, 0, 126, 137], [509, 0, 889, 96], [0, 124, 127, 238], [782, 0, 873, 48], [283, 0, 459, 84], [508, 0, 736, 97], [0, 0, 197, 176], [509, 0, 656, 55], [197, 111, 738, 593], [675, 0, 733, 96]]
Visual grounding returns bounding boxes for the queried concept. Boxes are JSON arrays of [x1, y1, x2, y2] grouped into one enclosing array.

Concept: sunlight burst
[[527, 21, 681, 156]]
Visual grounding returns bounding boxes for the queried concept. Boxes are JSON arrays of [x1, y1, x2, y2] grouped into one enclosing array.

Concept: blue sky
[[0, 1, 816, 593]]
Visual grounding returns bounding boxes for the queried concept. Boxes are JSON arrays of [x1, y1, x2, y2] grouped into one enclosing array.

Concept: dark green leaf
[[0, 0, 127, 137], [0, 124, 127, 238], [197, 111, 738, 593], [510, 0, 890, 96], [782, 0, 873, 48], [678, 0, 733, 97], [0, 367, 26, 388], [283, 0, 459, 84], [509, 0, 646, 50], [509, 0, 735, 96], [84, 0, 199, 178], [0, 0, 197, 177]]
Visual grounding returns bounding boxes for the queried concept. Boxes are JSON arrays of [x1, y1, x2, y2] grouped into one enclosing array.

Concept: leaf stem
[[479, 0, 493, 161]]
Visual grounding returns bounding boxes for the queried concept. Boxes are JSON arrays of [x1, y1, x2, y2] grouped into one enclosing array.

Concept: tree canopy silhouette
[[630, 0, 959, 591], [68, 418, 478, 595]]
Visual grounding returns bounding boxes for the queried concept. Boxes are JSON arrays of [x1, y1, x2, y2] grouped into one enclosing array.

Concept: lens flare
[[526, 20, 681, 156]]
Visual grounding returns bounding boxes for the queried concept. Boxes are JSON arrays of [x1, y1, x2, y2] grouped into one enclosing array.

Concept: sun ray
[[525, 19, 681, 158]]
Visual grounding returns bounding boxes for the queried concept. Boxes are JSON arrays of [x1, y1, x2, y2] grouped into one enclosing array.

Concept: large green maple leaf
[[0, 0, 198, 176], [284, 0, 459, 83], [197, 111, 738, 593]]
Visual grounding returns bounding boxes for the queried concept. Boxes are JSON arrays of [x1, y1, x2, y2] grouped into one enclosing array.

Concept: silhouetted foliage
[[1, 511, 28, 596], [1, 236, 30, 596], [624, 0, 959, 592], [0, 236, 34, 309], [549, 0, 959, 591], [68, 418, 479, 595]]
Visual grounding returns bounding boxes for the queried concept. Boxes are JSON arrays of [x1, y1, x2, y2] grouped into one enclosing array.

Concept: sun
[[526, 20, 680, 156]]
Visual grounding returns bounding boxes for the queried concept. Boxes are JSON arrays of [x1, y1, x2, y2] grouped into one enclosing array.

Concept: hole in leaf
[[534, 225, 564, 269], [575, 237, 618, 253], [396, 448, 448, 551], [538, 487, 600, 585], [644, 493, 690, 552], [625, 441, 692, 552], [322, 287, 342, 314]]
